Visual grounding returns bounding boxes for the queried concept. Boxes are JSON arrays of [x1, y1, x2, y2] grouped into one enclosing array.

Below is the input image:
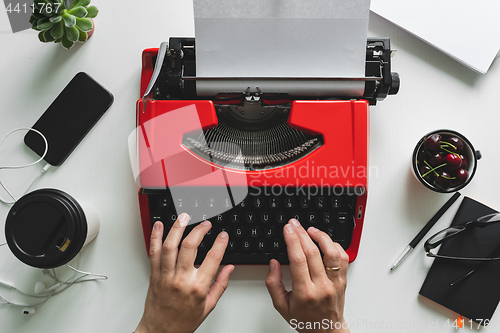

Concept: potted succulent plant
[[30, 0, 99, 49]]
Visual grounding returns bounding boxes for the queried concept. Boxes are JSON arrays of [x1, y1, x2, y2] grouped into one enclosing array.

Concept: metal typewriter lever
[[142, 42, 169, 111]]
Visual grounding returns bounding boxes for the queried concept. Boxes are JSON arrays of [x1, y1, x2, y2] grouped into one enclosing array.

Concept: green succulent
[[30, 0, 99, 49]]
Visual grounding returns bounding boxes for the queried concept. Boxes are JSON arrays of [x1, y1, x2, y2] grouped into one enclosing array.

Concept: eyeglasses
[[424, 213, 500, 261]]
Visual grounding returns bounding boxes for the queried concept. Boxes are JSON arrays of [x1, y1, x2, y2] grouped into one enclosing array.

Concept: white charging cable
[[0, 127, 51, 205]]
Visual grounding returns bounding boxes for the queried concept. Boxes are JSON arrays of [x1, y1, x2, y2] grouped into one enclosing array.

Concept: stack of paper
[[194, 0, 371, 96], [371, 0, 500, 74]]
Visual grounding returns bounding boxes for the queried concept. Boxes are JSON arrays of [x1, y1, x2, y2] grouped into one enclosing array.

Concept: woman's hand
[[266, 219, 350, 333], [136, 213, 234, 333]]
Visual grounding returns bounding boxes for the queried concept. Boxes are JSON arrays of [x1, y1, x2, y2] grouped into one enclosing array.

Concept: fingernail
[[153, 221, 161, 230], [219, 231, 228, 238], [285, 224, 294, 234], [269, 260, 276, 272], [290, 219, 300, 226], [202, 220, 211, 226], [308, 226, 319, 233], [178, 213, 189, 227]]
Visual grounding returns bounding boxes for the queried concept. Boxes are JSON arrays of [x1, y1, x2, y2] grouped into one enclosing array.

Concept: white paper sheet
[[371, 0, 500, 74], [194, 0, 371, 96]]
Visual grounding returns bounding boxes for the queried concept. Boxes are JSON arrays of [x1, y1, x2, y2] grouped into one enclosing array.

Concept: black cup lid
[[5, 189, 87, 268]]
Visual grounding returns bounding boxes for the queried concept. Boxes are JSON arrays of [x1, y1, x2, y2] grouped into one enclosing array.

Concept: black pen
[[390, 192, 461, 271]]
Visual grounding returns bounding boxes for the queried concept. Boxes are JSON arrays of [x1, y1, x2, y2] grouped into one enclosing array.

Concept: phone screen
[[24, 72, 114, 166]]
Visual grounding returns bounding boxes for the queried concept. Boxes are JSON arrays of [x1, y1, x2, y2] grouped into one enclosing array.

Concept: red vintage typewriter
[[135, 38, 399, 264]]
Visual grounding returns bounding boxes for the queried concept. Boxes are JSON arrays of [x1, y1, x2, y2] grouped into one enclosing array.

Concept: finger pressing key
[[161, 213, 190, 274], [198, 231, 230, 282], [149, 221, 164, 281], [283, 222, 311, 288], [308, 227, 349, 281], [177, 220, 212, 272], [289, 219, 328, 282]]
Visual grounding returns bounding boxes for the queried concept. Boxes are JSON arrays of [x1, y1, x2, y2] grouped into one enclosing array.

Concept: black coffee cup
[[412, 129, 481, 193], [4, 189, 100, 269]]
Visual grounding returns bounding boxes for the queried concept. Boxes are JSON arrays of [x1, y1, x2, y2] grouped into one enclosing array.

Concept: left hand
[[135, 213, 234, 333]]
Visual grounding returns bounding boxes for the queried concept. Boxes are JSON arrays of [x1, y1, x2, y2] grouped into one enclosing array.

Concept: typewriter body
[[136, 37, 399, 264]]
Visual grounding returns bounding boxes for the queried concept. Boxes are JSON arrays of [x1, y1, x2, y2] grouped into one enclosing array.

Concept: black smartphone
[[24, 72, 114, 166]]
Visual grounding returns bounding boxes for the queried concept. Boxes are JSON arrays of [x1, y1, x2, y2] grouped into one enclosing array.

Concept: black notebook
[[419, 197, 500, 326]]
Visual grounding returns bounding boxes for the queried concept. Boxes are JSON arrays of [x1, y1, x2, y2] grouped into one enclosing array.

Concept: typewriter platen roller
[[136, 37, 399, 264]]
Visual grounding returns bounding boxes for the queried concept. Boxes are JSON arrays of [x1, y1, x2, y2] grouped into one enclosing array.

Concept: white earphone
[[22, 308, 35, 315], [0, 280, 53, 315], [34, 281, 63, 294], [0, 253, 108, 315]]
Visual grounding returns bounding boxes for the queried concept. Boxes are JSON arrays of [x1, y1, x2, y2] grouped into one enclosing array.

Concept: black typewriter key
[[250, 227, 260, 238], [315, 197, 326, 209], [199, 241, 207, 250], [332, 197, 341, 208], [276, 212, 286, 224], [190, 198, 201, 208], [269, 197, 279, 208], [272, 239, 282, 252], [234, 227, 244, 237], [299, 197, 311, 208], [257, 241, 266, 251], [261, 212, 271, 223], [245, 212, 256, 223], [223, 198, 232, 209], [326, 227, 335, 239], [151, 214, 162, 223], [264, 226, 274, 237], [218, 228, 228, 240], [159, 197, 169, 208], [242, 240, 252, 251], [338, 212, 348, 223], [176, 198, 184, 208], [323, 212, 332, 224], [169, 214, 178, 223], [307, 212, 317, 224], [227, 241, 236, 252], [207, 198, 216, 208], [230, 213, 241, 223], [284, 197, 296, 209], [214, 214, 225, 223], [336, 214, 350, 241], [253, 197, 263, 208], [238, 199, 247, 208], [291, 213, 301, 222], [199, 213, 212, 222]]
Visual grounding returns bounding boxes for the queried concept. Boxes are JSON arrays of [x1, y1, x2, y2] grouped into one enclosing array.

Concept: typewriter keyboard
[[146, 187, 357, 264]]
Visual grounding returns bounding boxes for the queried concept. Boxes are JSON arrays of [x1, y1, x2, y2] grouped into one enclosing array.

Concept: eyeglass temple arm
[[449, 242, 500, 287]]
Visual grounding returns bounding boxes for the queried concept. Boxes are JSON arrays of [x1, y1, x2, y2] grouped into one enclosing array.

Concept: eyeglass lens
[[428, 226, 464, 245]]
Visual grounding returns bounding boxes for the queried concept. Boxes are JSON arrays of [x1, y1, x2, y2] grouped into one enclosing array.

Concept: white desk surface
[[1, 3, 500, 332]]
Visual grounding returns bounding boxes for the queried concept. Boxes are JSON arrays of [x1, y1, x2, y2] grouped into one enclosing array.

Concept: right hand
[[265, 219, 350, 333]]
